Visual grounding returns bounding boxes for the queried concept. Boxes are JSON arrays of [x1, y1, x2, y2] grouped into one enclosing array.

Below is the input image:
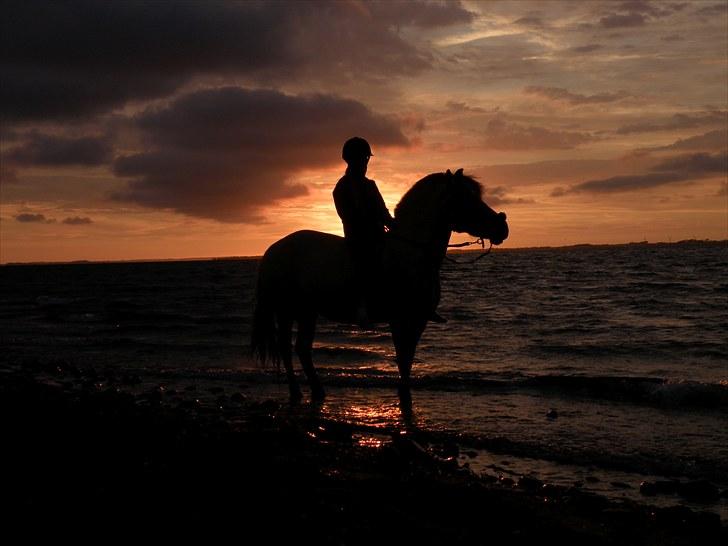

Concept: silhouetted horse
[[251, 169, 508, 402]]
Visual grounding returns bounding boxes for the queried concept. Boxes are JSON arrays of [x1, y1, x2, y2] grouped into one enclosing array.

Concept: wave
[[516, 375, 728, 410], [311, 370, 728, 411], [530, 340, 727, 360]]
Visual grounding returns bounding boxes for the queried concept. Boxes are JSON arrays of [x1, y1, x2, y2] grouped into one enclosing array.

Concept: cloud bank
[[554, 151, 728, 195], [112, 87, 409, 222], [1, 0, 472, 122]]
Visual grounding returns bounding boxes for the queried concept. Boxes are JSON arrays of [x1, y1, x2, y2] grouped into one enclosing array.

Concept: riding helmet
[[342, 137, 373, 163]]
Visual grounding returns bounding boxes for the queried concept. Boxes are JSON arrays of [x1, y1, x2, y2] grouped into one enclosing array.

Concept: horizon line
[[2, 238, 725, 267]]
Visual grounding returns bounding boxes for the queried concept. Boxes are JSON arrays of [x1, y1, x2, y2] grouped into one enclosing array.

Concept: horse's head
[[445, 169, 509, 245]]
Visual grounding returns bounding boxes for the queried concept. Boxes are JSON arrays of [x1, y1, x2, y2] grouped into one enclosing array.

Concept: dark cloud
[[370, 1, 474, 28], [616, 111, 728, 134], [5, 133, 112, 166], [513, 16, 545, 27], [482, 116, 596, 150], [483, 186, 533, 206], [556, 172, 684, 195], [695, 3, 728, 16], [1, 1, 472, 123], [554, 151, 727, 195], [15, 213, 55, 223], [599, 12, 646, 28], [568, 44, 604, 53], [646, 130, 728, 152], [1, 1, 258, 121], [599, 0, 681, 27], [62, 216, 93, 225], [616, 1, 681, 17], [653, 151, 728, 173], [525, 86, 630, 104], [112, 86, 409, 222]]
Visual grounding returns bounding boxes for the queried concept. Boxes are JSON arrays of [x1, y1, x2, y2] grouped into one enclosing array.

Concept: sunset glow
[[1, 1, 726, 263]]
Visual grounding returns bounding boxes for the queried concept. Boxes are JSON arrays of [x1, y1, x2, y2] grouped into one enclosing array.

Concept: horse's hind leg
[[295, 313, 324, 401], [277, 314, 302, 402]]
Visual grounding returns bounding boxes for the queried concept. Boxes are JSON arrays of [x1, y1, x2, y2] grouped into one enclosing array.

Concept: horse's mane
[[394, 171, 483, 220]]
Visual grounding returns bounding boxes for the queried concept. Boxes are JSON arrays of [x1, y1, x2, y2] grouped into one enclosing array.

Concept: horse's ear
[[455, 168, 463, 177], [446, 169, 452, 176]]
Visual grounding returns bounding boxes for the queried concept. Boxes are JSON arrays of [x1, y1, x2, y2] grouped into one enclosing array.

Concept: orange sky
[[1, 1, 727, 263]]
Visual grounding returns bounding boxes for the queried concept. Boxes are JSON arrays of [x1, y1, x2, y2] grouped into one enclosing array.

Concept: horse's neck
[[393, 214, 451, 265], [391, 179, 453, 267]]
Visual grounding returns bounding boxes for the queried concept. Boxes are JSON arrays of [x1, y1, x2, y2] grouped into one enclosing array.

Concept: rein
[[445, 238, 493, 264], [388, 229, 494, 264]]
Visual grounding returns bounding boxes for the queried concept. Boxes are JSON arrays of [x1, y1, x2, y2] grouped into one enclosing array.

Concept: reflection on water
[[353, 433, 389, 449], [314, 389, 420, 432], [322, 398, 402, 428]]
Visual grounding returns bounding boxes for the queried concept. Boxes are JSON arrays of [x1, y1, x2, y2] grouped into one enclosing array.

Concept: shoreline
[[3, 360, 724, 543]]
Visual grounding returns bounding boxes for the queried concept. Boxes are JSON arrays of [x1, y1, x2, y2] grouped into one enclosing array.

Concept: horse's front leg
[[391, 316, 427, 401]]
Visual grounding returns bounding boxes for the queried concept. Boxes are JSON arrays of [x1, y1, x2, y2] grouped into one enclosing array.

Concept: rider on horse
[[333, 137, 445, 326], [333, 137, 393, 325]]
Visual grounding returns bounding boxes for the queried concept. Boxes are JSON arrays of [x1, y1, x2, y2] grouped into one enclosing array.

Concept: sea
[[2, 240, 727, 519]]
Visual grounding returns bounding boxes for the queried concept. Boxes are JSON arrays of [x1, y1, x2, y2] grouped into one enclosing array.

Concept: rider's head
[[342, 137, 372, 176]]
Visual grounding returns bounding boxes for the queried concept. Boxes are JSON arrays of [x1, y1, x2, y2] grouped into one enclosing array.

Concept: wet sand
[[2, 360, 724, 544]]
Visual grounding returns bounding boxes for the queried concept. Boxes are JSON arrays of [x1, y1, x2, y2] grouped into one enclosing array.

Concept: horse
[[251, 168, 508, 403]]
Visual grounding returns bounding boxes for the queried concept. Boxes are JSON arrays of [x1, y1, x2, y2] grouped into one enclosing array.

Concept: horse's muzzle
[[490, 212, 508, 245]]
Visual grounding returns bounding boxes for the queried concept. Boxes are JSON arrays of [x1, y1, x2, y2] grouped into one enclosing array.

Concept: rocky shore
[[2, 360, 725, 544]]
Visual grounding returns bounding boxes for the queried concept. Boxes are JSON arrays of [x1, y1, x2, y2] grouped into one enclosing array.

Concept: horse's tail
[[250, 259, 280, 368]]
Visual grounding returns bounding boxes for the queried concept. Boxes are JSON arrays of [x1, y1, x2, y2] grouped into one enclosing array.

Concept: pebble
[[498, 475, 515, 487], [546, 409, 558, 419], [640, 481, 658, 496]]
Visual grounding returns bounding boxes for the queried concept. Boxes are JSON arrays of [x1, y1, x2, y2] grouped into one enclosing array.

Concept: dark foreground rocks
[[1, 367, 725, 545]]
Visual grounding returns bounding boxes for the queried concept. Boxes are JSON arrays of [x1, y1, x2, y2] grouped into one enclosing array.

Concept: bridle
[[445, 237, 493, 264], [387, 228, 494, 265]]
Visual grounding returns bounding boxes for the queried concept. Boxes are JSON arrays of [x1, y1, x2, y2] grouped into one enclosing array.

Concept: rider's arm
[[370, 180, 395, 228]]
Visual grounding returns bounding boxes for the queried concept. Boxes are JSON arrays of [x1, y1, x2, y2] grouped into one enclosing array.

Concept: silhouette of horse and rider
[[252, 137, 508, 404]]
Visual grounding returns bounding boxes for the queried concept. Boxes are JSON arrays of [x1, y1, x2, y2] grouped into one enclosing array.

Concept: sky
[[1, 0, 727, 263]]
